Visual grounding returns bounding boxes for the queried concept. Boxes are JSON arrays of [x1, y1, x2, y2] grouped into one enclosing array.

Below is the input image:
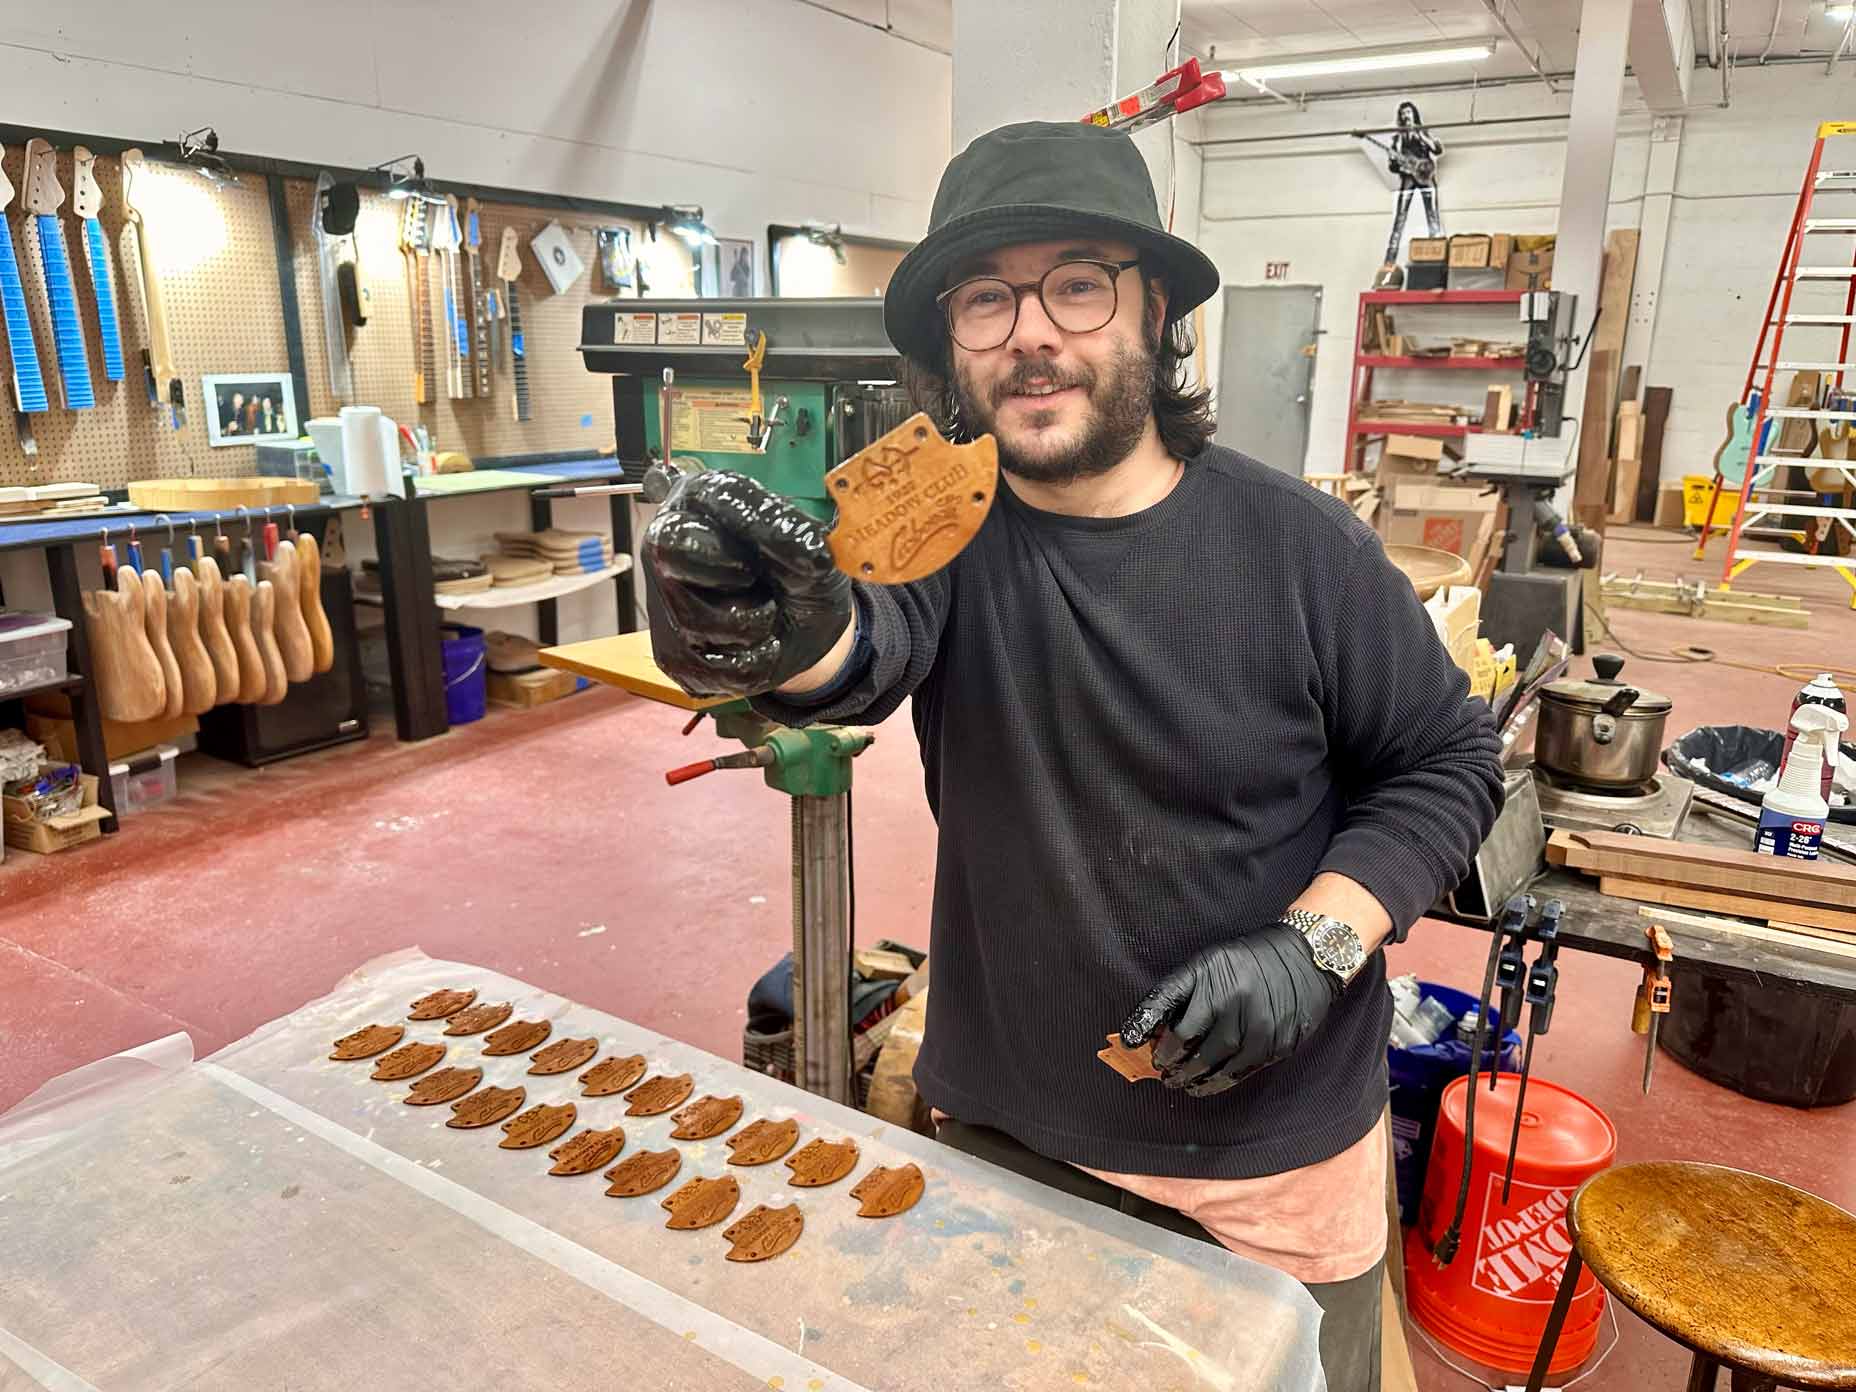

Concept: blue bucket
[[440, 624, 487, 726], [1388, 980, 1522, 1224]]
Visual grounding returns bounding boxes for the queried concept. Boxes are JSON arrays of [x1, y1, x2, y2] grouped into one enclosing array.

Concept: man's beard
[[953, 327, 1157, 486]]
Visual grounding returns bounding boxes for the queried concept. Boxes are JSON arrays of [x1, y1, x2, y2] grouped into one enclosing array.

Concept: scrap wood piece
[[1557, 829, 1856, 910], [850, 1162, 925, 1218], [548, 1126, 627, 1175], [624, 1072, 694, 1116], [448, 1085, 526, 1130], [527, 1036, 598, 1075], [1598, 875, 1856, 936], [1097, 1033, 1161, 1084], [786, 1137, 859, 1188], [723, 1203, 804, 1262], [662, 1174, 740, 1230], [605, 1148, 682, 1197], [330, 1024, 404, 1060], [482, 1018, 552, 1056], [1634, 904, 1856, 959], [404, 1066, 482, 1106], [725, 1117, 799, 1166], [580, 1053, 648, 1097], [443, 1001, 513, 1036], [371, 1041, 447, 1081], [500, 1102, 578, 1150], [407, 988, 477, 1021], [669, 1095, 744, 1141]]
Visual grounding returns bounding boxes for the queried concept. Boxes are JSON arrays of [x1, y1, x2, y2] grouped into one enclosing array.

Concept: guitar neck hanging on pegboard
[[0, 143, 48, 456], [496, 227, 531, 424]]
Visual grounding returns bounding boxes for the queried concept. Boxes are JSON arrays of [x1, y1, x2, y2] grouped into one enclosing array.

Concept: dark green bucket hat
[[883, 120, 1220, 363]]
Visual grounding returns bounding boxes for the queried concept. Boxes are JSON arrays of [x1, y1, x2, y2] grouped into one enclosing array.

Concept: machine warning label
[[670, 388, 755, 454], [702, 312, 748, 346], [659, 312, 702, 346], [611, 312, 657, 345]]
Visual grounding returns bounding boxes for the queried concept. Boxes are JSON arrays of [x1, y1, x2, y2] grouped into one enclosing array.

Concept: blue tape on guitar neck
[[0, 216, 49, 413], [81, 216, 126, 381], [35, 214, 95, 409]]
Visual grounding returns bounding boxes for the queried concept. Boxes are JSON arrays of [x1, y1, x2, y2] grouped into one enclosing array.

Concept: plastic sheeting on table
[[0, 949, 1325, 1392]]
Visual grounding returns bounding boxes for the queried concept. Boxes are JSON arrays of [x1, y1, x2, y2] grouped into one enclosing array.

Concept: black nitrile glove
[[1119, 924, 1342, 1097], [642, 470, 851, 698]]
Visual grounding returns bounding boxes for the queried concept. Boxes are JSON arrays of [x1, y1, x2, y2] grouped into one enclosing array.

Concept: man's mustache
[[991, 358, 1096, 408]]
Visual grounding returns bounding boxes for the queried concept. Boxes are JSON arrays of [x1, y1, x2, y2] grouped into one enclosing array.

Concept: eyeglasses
[[936, 258, 1142, 352]]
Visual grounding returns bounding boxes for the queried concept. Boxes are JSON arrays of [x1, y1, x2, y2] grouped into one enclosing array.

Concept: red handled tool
[[665, 746, 775, 786]]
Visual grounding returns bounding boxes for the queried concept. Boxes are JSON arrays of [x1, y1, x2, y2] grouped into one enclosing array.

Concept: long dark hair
[[896, 266, 1217, 463]]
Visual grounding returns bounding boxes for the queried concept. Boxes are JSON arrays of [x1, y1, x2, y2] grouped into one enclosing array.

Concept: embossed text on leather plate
[[824, 413, 997, 584]]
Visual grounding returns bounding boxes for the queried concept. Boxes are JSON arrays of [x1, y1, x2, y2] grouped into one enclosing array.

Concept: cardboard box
[[1654, 484, 1686, 528], [1408, 237, 1449, 263], [1488, 234, 1514, 267], [1385, 433, 1447, 463], [1384, 482, 1500, 569], [488, 667, 590, 709], [1505, 248, 1554, 291], [3, 772, 107, 854], [1447, 235, 1493, 269]]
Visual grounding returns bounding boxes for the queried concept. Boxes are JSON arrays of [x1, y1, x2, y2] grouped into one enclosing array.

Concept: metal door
[[1214, 285, 1322, 476]]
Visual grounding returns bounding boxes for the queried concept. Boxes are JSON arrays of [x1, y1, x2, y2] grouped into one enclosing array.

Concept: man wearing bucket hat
[[643, 121, 1503, 1390]]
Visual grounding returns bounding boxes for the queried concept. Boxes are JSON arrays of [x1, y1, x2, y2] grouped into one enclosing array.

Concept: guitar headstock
[[430, 194, 461, 252], [120, 148, 150, 225], [464, 197, 482, 253], [0, 145, 13, 211], [71, 146, 104, 219], [496, 226, 521, 282], [399, 194, 428, 254], [21, 138, 64, 216]]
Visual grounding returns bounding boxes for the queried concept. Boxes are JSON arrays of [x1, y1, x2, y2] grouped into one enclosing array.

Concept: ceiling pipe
[[1706, 0, 1721, 66], [1757, 0, 1783, 62], [1831, 11, 1856, 74], [1477, 0, 1560, 94]]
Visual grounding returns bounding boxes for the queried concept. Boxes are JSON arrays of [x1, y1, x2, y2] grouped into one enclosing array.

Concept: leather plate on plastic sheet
[[500, 1102, 577, 1150], [1097, 1033, 1162, 1083], [446, 1085, 526, 1129], [404, 1066, 482, 1106], [329, 1024, 404, 1060], [661, 1175, 740, 1230], [527, 1037, 598, 1075], [547, 1127, 626, 1176], [407, 988, 477, 1021], [785, 1137, 859, 1188], [623, 1073, 693, 1116], [723, 1204, 804, 1263], [579, 1054, 647, 1096], [850, 1163, 925, 1218], [725, 1118, 799, 1167], [604, 1148, 681, 1197], [370, 1042, 446, 1081], [481, 1019, 551, 1056], [443, 1001, 513, 1036], [669, 1095, 743, 1141]]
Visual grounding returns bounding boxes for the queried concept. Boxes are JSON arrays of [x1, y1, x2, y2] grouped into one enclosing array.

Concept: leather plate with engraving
[[579, 1054, 648, 1097], [527, 1037, 599, 1075], [850, 1162, 925, 1218], [330, 1024, 404, 1060], [1096, 1033, 1162, 1083], [661, 1175, 740, 1230], [624, 1073, 693, 1116], [785, 1137, 859, 1188], [500, 1102, 577, 1150], [447, 1085, 526, 1129], [443, 1001, 513, 1036], [725, 1117, 799, 1167], [669, 1095, 743, 1141], [723, 1203, 805, 1262], [604, 1148, 682, 1197], [482, 1019, 551, 1056], [404, 1066, 482, 1105], [548, 1126, 626, 1176], [823, 414, 997, 584], [370, 1041, 446, 1081], [407, 988, 477, 1021]]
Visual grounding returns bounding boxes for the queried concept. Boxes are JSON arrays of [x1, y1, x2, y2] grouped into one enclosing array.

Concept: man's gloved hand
[[1118, 923, 1342, 1097], [642, 470, 851, 698]]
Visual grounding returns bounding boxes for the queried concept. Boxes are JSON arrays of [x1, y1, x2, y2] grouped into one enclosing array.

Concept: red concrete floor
[[1, 522, 1852, 1391]]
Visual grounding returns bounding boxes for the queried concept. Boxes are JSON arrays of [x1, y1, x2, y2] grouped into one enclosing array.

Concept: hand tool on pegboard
[[1501, 898, 1563, 1203], [1632, 923, 1675, 1094]]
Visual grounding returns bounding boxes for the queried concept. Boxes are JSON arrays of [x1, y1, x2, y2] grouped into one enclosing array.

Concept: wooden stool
[[1526, 1162, 1856, 1392]]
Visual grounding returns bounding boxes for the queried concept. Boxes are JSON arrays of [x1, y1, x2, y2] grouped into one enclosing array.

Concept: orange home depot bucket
[[1405, 1074, 1617, 1376]]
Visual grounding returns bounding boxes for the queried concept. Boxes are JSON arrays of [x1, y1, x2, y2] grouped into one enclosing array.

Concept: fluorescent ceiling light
[[1829, 4, 1855, 21], [1228, 41, 1495, 83]]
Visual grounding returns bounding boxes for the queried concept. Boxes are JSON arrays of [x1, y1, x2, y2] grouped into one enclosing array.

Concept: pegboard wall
[[0, 143, 683, 491]]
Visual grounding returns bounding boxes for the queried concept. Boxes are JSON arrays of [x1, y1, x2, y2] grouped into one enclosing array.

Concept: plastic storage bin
[[0, 612, 72, 696], [108, 745, 178, 816]]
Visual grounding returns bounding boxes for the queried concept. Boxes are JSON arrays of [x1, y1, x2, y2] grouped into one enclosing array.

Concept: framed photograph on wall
[[202, 373, 299, 447], [700, 238, 757, 297]]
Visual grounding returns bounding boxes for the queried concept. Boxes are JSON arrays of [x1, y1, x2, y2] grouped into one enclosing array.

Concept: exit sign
[[1264, 260, 1290, 280]]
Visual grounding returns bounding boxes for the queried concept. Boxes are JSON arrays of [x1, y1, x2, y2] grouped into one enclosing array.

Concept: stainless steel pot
[[1534, 654, 1671, 788]]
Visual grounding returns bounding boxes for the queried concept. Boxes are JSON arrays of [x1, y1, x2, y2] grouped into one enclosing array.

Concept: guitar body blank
[[296, 533, 335, 673], [253, 579, 289, 706], [81, 567, 165, 723], [140, 572, 185, 721], [259, 540, 315, 682], [195, 556, 241, 701], [165, 567, 217, 715], [224, 575, 267, 704]]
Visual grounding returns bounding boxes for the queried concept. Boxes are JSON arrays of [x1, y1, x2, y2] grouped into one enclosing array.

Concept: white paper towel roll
[[339, 406, 395, 497]]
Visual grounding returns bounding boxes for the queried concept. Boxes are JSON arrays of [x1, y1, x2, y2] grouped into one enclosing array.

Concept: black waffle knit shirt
[[754, 445, 1504, 1179]]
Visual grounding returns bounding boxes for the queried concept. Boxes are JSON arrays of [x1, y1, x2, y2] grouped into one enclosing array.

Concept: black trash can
[[1659, 967, 1856, 1108]]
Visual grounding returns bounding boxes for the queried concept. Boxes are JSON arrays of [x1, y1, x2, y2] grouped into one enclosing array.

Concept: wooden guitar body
[[165, 566, 217, 714], [252, 579, 289, 705], [140, 571, 185, 720], [194, 556, 241, 700], [81, 568, 164, 723], [259, 539, 315, 682], [224, 574, 267, 704], [296, 532, 335, 673]]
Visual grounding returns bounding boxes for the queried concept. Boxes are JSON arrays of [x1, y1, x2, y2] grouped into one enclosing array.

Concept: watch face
[[1309, 918, 1366, 975]]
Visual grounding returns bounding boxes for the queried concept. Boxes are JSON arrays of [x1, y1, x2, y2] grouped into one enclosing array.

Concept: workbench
[[0, 951, 1323, 1392]]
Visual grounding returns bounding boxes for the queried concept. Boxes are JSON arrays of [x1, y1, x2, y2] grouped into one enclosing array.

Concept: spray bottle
[[1755, 705, 1849, 860], [1783, 673, 1846, 802]]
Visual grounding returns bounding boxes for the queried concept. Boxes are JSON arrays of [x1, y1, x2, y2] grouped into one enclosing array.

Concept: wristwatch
[[1280, 908, 1369, 989]]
